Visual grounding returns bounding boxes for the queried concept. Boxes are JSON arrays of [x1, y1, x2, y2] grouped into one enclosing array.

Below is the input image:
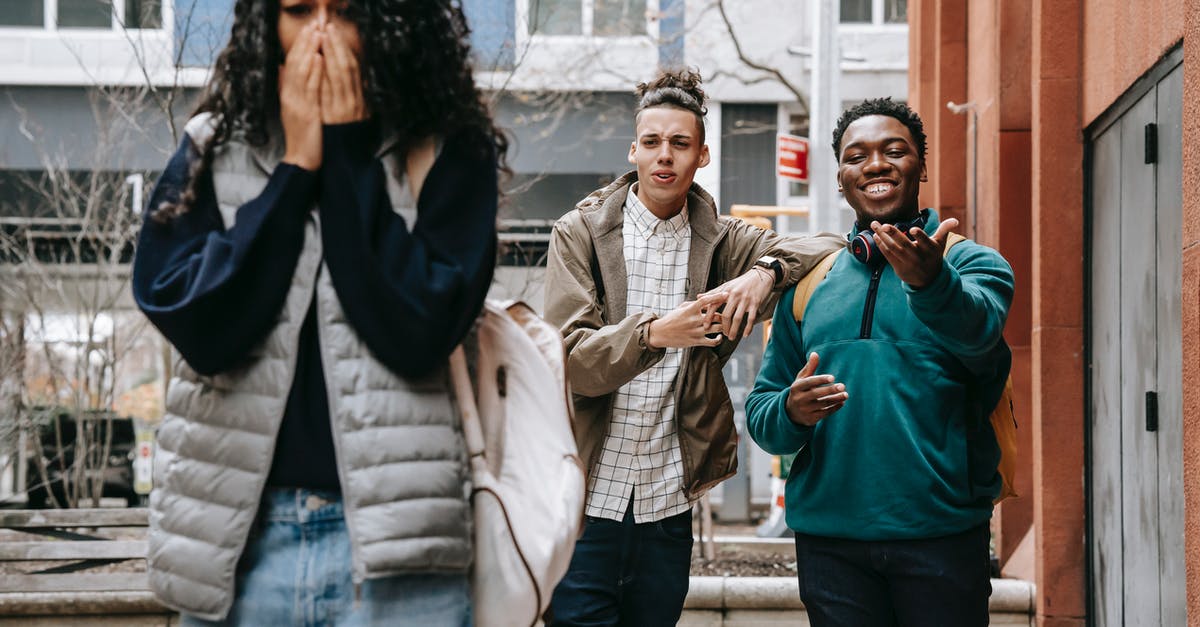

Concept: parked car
[[24, 408, 139, 508]]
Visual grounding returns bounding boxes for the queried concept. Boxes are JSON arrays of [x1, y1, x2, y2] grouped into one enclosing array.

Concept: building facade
[[0, 1, 910, 513]]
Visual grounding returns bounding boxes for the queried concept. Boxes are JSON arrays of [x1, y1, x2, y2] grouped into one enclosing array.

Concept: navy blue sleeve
[[318, 122, 498, 379], [131, 136, 318, 375]]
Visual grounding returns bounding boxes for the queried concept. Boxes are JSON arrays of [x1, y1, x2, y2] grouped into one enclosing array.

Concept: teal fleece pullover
[[745, 210, 1014, 541]]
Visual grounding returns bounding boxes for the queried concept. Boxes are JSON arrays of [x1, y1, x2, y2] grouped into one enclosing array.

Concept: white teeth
[[866, 183, 893, 194]]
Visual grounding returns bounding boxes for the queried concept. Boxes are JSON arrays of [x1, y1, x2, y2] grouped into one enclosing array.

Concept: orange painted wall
[[1082, 0, 1186, 124]]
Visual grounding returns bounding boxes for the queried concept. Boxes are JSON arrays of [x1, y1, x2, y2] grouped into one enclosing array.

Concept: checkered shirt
[[584, 184, 693, 523]]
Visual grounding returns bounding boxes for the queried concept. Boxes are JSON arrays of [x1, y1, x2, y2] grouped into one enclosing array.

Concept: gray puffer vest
[[147, 114, 470, 621]]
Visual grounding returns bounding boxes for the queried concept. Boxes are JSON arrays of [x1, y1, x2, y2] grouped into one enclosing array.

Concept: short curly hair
[[831, 98, 926, 164]]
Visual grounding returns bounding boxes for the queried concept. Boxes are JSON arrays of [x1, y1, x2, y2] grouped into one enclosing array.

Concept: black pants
[[548, 504, 693, 627], [794, 523, 992, 627]]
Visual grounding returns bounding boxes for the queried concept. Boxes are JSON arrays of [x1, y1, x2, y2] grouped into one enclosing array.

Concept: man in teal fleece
[[745, 98, 1014, 627]]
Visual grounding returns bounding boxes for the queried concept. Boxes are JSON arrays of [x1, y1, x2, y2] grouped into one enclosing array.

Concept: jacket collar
[[577, 171, 721, 243]]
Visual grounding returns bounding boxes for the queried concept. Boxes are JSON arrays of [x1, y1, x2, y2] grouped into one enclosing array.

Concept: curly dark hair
[[831, 97, 926, 164], [634, 67, 708, 142], [154, 0, 508, 221]]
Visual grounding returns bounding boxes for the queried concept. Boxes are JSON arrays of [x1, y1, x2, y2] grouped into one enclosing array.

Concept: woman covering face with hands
[[132, 1, 506, 625]]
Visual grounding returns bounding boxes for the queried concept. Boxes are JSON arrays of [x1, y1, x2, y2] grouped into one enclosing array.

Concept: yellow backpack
[[789, 233, 1018, 504]]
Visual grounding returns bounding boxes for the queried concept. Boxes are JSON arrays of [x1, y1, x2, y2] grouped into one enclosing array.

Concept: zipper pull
[[354, 582, 362, 609]]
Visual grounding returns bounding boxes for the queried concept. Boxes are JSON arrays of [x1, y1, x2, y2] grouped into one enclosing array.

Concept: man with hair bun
[[543, 68, 844, 626]]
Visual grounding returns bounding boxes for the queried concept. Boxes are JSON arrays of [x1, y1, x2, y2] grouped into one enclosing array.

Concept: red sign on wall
[[777, 134, 810, 182]]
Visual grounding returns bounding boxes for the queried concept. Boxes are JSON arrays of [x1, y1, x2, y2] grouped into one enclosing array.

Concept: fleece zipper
[[860, 265, 884, 339]]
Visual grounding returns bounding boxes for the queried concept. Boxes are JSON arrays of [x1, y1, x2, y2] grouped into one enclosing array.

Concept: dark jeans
[[794, 523, 992, 627], [548, 504, 693, 627]]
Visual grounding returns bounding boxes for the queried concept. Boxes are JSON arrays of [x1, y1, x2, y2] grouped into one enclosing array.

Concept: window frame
[[520, 0, 660, 43]]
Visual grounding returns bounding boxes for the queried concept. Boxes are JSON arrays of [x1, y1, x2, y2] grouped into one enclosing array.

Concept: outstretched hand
[[869, 217, 960, 289], [785, 352, 847, 427]]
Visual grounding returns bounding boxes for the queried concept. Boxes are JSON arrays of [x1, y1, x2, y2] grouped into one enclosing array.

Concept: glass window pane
[[125, 0, 161, 28], [594, 0, 645, 36], [530, 0, 582, 35], [58, 0, 113, 28], [884, 0, 907, 23], [0, 2, 44, 26], [839, 0, 871, 23]]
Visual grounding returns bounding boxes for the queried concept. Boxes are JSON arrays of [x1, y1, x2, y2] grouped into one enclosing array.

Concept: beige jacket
[[543, 172, 844, 498]]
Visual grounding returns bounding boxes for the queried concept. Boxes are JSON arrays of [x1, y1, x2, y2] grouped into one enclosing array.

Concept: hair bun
[[635, 67, 707, 117]]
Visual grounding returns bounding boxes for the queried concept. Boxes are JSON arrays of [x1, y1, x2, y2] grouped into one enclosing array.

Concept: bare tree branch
[[713, 0, 808, 113]]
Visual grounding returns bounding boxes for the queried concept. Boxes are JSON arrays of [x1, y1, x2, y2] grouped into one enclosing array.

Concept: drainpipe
[[946, 101, 977, 240]]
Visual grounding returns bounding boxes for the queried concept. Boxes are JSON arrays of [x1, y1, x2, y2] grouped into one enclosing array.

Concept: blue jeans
[[793, 523, 992, 627], [548, 504, 693, 627], [181, 488, 471, 627]]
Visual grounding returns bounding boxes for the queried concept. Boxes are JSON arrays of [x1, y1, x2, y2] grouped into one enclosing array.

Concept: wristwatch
[[753, 255, 783, 287]]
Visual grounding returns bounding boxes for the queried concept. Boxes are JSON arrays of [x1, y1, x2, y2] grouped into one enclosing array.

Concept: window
[[839, 0, 871, 24], [530, 0, 647, 37], [0, 2, 44, 26], [840, 0, 907, 25], [58, 0, 112, 28], [124, 0, 161, 28], [0, 0, 162, 29]]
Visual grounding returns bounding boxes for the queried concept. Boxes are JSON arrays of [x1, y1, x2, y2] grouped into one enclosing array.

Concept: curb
[[0, 577, 1036, 618], [684, 576, 1036, 612]]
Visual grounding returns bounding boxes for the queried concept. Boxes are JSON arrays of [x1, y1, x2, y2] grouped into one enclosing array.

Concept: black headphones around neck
[[848, 211, 928, 266]]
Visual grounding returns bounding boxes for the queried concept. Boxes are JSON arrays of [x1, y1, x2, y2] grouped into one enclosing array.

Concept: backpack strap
[[791, 249, 842, 323], [944, 231, 967, 253]]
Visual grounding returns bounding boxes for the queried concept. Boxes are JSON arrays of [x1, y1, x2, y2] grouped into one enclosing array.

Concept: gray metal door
[[1088, 61, 1184, 627]]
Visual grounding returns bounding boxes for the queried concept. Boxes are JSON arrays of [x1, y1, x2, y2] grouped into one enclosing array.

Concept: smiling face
[[836, 114, 927, 225], [628, 106, 711, 219], [277, 0, 362, 58]]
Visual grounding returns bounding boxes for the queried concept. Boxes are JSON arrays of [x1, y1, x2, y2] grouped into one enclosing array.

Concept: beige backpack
[[449, 301, 585, 626]]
